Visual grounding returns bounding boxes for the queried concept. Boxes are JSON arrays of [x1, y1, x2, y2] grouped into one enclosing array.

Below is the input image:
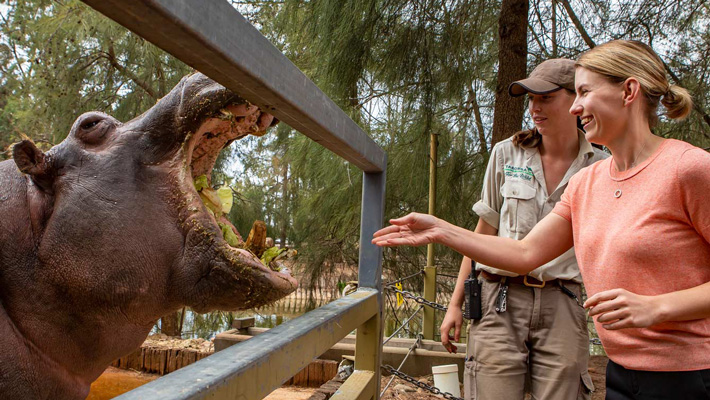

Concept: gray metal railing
[[78, 1, 387, 399]]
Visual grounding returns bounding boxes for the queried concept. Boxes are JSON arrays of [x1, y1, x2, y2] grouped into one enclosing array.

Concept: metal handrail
[[115, 290, 378, 399]]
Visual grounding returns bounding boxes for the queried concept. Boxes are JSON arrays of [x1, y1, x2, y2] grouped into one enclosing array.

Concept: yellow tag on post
[[396, 282, 404, 308]]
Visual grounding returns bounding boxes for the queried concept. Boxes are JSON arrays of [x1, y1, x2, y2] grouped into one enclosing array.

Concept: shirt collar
[[577, 129, 594, 160], [524, 129, 595, 160]]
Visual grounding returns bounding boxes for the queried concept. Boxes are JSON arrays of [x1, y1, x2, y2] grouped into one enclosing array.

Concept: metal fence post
[[355, 169, 386, 399]]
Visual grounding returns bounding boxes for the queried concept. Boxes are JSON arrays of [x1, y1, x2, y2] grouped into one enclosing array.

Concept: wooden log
[[159, 349, 168, 375], [126, 348, 141, 371], [291, 366, 309, 387], [151, 349, 160, 373], [323, 360, 338, 382], [175, 349, 183, 370], [167, 349, 178, 373], [307, 361, 322, 387], [144, 348, 152, 372]]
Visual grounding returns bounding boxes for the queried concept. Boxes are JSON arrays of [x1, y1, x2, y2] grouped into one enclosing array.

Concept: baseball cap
[[508, 58, 576, 97]]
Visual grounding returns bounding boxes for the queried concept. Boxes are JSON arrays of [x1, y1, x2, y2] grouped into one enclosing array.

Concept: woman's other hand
[[585, 288, 661, 330], [372, 212, 441, 247], [440, 307, 463, 353]]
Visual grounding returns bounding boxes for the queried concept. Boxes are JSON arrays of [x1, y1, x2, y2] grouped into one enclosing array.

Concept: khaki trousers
[[464, 278, 594, 400]]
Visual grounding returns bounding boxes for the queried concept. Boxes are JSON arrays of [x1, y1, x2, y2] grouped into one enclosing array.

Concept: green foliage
[[0, 0, 191, 157]]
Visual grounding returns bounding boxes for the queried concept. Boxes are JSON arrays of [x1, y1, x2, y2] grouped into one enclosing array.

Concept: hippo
[[0, 73, 298, 399]]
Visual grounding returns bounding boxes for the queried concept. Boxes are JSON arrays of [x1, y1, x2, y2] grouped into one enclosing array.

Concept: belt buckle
[[523, 275, 545, 288]]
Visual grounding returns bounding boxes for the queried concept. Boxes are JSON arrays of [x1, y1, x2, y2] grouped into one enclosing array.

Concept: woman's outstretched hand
[[585, 288, 661, 330], [372, 212, 442, 247]]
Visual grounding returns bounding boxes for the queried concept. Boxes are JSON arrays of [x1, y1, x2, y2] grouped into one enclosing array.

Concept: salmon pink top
[[552, 139, 710, 371]]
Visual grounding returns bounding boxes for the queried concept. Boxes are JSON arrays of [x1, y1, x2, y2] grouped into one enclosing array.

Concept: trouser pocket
[[464, 359, 476, 399], [576, 371, 595, 400]]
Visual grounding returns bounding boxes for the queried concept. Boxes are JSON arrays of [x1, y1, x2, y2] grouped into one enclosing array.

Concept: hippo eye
[[81, 120, 100, 130]]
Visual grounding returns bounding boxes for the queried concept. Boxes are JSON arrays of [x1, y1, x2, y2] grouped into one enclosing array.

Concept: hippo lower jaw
[[175, 100, 297, 312]]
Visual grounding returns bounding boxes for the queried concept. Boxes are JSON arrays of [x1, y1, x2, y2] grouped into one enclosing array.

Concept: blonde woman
[[439, 58, 606, 400], [374, 40, 710, 399]]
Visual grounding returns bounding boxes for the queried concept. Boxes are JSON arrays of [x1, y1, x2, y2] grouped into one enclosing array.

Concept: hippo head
[[11, 73, 297, 315]]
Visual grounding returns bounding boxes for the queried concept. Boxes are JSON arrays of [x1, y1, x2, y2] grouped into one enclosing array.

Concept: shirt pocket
[[500, 181, 537, 235]]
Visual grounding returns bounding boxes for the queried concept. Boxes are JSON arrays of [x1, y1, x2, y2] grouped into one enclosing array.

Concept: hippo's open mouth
[[178, 93, 297, 310]]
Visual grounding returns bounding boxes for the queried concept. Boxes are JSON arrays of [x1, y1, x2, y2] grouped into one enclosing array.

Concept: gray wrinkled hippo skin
[[0, 73, 297, 399]]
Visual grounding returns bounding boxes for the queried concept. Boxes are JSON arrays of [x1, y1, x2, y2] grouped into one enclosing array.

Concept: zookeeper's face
[[527, 89, 577, 137]]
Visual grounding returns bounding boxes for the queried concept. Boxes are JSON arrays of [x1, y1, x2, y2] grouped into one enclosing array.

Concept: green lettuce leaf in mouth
[[194, 175, 298, 271]]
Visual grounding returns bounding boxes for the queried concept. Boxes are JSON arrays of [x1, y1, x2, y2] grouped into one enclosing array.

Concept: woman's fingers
[[372, 224, 402, 238], [584, 288, 624, 308], [587, 297, 625, 317], [601, 319, 634, 330], [389, 213, 419, 226], [596, 309, 627, 324]]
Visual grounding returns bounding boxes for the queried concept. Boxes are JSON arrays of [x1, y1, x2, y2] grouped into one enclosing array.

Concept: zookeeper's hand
[[585, 288, 661, 330], [440, 306, 463, 354], [372, 213, 441, 247]]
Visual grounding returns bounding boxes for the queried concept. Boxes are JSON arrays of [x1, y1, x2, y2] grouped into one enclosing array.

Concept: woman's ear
[[12, 140, 55, 193], [622, 78, 642, 107]]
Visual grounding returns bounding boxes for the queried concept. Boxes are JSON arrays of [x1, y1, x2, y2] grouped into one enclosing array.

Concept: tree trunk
[[491, 0, 529, 146], [160, 311, 181, 337], [279, 162, 289, 248]]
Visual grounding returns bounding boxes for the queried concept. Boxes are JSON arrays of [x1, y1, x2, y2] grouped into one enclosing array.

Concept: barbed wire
[[383, 306, 423, 346], [386, 286, 449, 312], [383, 270, 425, 287], [380, 334, 421, 397]]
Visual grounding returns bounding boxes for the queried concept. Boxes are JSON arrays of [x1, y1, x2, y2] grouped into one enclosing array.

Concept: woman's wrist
[[435, 218, 460, 248], [650, 294, 671, 325]]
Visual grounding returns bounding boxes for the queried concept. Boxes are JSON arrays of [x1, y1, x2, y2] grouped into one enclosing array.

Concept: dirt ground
[[89, 356, 609, 399], [378, 356, 609, 400]]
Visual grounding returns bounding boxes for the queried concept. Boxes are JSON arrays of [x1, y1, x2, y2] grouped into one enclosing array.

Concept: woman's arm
[[372, 211, 574, 275], [586, 280, 710, 330], [440, 219, 497, 353]]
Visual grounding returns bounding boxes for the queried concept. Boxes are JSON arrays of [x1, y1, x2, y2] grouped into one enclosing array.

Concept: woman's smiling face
[[570, 67, 626, 146], [528, 89, 577, 136]]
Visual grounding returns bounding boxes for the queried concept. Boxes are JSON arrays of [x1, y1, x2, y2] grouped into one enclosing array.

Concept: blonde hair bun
[[661, 85, 693, 120]]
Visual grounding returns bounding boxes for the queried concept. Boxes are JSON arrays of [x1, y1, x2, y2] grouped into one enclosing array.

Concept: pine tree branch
[[468, 86, 488, 155], [558, 0, 596, 48], [663, 60, 710, 140], [105, 43, 158, 100]]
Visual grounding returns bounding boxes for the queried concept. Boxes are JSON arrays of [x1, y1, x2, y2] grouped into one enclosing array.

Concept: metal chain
[[381, 364, 463, 400], [386, 286, 449, 311]]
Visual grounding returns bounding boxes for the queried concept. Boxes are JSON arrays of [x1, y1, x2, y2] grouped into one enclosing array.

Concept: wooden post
[[423, 132, 438, 340]]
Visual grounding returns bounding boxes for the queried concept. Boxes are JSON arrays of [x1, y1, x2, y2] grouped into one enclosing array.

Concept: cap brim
[[508, 78, 562, 97]]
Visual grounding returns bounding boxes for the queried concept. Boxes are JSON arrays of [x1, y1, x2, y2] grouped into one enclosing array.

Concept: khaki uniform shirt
[[472, 131, 608, 282]]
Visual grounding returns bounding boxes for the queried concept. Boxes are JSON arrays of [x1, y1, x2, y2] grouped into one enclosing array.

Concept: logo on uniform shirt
[[504, 165, 533, 181]]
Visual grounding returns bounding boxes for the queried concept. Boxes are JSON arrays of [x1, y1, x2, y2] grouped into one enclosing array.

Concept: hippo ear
[[13, 140, 55, 193]]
